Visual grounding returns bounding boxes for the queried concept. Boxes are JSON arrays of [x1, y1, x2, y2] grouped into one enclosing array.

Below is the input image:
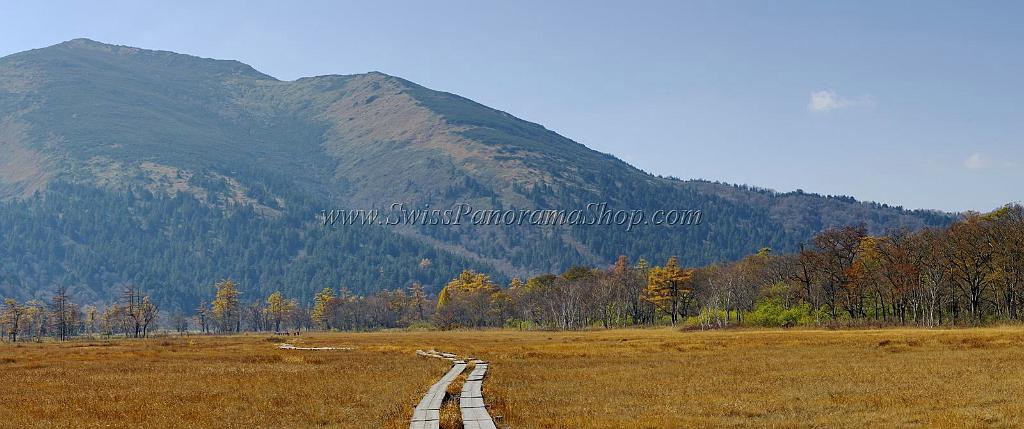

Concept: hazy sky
[[2, 1, 1021, 212]]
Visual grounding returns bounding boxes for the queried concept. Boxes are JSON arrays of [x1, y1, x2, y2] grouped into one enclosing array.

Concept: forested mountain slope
[[0, 39, 953, 308]]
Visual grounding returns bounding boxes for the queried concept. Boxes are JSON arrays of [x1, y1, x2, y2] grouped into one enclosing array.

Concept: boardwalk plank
[[459, 359, 496, 428], [411, 352, 467, 429], [461, 405, 493, 422], [409, 419, 439, 429], [460, 396, 485, 408], [411, 409, 440, 422], [463, 420, 498, 429], [461, 380, 483, 398]]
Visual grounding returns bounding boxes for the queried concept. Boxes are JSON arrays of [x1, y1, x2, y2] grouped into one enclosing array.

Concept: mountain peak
[[58, 37, 106, 47], [6, 38, 276, 81]]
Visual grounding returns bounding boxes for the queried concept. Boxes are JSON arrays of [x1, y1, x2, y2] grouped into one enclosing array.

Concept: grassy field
[[2, 328, 1023, 428]]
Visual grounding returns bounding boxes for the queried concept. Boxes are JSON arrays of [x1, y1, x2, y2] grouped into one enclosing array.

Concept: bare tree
[[2, 298, 26, 342], [50, 286, 74, 341]]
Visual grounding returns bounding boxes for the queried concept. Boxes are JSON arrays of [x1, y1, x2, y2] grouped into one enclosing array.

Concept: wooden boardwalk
[[411, 350, 466, 429], [412, 350, 498, 429], [277, 343, 352, 351], [460, 359, 497, 429]]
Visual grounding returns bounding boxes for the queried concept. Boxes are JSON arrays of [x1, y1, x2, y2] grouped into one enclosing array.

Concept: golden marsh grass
[[2, 328, 1023, 428]]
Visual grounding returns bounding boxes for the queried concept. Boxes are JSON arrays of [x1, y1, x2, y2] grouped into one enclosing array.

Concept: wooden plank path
[[412, 350, 466, 429], [277, 343, 353, 351], [412, 350, 498, 429], [460, 359, 497, 429]]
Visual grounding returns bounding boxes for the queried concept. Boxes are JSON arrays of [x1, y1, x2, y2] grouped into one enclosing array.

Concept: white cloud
[[964, 153, 990, 170], [808, 90, 873, 112]]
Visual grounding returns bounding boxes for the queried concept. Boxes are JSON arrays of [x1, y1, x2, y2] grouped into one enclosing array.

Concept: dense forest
[[0, 182, 495, 309], [3, 204, 1019, 341]]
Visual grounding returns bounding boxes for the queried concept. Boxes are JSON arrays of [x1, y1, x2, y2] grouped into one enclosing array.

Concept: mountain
[[0, 39, 953, 308]]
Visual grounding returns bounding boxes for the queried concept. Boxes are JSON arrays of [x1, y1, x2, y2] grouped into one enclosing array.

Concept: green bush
[[747, 298, 814, 327]]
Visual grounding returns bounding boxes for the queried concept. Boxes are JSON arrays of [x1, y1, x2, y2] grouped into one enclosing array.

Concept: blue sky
[[1, 1, 1020, 212]]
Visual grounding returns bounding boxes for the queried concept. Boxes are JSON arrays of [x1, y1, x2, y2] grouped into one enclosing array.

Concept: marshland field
[[2, 327, 1023, 428]]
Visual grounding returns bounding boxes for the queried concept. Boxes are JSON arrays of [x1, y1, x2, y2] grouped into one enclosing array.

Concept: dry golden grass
[[3, 327, 1024, 428], [0, 335, 447, 429]]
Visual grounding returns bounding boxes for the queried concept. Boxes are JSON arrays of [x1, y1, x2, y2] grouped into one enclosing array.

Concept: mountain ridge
[[0, 39, 955, 307], [0, 39, 954, 212]]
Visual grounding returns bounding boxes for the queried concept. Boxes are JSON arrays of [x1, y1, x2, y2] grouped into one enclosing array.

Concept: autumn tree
[[946, 213, 998, 323], [385, 289, 409, 325], [630, 259, 655, 324], [813, 225, 868, 319], [508, 275, 554, 328], [990, 205, 1024, 320], [23, 300, 46, 341], [139, 296, 158, 337], [436, 270, 501, 328], [266, 291, 288, 332], [312, 288, 337, 330], [873, 230, 926, 324], [83, 305, 98, 337], [851, 236, 887, 321], [408, 282, 428, 322], [212, 279, 242, 332], [593, 256, 631, 328], [645, 256, 694, 325], [506, 277, 529, 329], [284, 299, 306, 331], [334, 288, 358, 330], [100, 305, 119, 337]]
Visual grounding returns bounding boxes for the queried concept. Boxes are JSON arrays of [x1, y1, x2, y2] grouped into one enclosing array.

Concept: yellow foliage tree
[[312, 288, 337, 330], [645, 256, 694, 325], [436, 270, 500, 328], [266, 291, 287, 332], [212, 279, 241, 332]]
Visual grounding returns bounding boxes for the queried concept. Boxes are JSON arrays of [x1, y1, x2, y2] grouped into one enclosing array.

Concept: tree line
[[2, 285, 157, 342], [2, 204, 1020, 340], [435, 204, 1023, 329]]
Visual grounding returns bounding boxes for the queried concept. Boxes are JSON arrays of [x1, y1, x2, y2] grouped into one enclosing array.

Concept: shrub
[[747, 298, 814, 327]]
